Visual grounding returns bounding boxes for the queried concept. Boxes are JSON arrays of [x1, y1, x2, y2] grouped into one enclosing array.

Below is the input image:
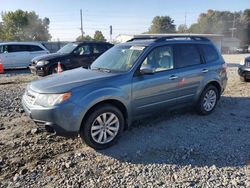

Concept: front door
[[132, 45, 180, 117], [71, 44, 93, 69]]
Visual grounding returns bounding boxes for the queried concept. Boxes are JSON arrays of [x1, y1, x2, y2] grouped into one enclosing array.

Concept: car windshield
[[90, 45, 146, 72], [57, 43, 78, 54]]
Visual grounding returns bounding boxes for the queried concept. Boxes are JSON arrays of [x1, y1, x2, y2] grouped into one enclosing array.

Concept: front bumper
[[238, 65, 250, 79], [22, 96, 79, 138], [29, 65, 48, 77]]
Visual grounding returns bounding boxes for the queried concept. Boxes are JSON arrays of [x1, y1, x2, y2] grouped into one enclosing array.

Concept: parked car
[[235, 45, 249, 53], [22, 35, 227, 149], [238, 56, 250, 82], [29, 41, 114, 76], [0, 42, 49, 69]]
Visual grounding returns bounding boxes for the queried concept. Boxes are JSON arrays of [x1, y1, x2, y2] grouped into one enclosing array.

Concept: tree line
[[0, 9, 249, 45]]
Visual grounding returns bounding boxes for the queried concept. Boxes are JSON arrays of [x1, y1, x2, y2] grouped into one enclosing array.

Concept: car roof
[[121, 35, 213, 47], [0, 42, 43, 46], [72, 41, 113, 45]]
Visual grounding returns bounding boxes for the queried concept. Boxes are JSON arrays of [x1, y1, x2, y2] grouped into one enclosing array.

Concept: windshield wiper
[[91, 67, 111, 73]]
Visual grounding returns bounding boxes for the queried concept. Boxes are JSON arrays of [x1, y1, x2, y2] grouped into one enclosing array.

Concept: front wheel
[[196, 85, 219, 115], [80, 104, 124, 150]]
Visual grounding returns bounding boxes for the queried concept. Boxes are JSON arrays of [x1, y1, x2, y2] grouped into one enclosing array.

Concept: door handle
[[169, 75, 178, 80], [202, 69, 209, 73]]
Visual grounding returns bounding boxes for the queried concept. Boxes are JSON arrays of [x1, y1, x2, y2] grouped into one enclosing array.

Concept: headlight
[[36, 60, 49, 66], [34, 92, 71, 107], [239, 59, 245, 66]]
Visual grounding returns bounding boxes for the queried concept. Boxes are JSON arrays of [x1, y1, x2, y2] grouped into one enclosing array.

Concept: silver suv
[[22, 35, 228, 149]]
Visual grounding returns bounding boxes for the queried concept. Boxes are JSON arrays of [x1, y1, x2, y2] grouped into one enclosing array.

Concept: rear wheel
[[196, 85, 219, 115], [80, 104, 124, 150]]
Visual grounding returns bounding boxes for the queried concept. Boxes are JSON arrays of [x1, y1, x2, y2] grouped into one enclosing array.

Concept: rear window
[[200, 44, 219, 63], [29, 45, 44, 52], [176, 44, 202, 68]]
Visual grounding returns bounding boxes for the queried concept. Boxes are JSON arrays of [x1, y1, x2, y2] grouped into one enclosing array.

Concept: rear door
[[8, 44, 30, 68], [132, 45, 180, 116], [92, 43, 109, 61], [174, 43, 206, 105], [28, 45, 48, 62]]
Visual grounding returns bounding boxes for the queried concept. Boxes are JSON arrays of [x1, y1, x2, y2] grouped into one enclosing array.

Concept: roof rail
[[127, 35, 210, 42]]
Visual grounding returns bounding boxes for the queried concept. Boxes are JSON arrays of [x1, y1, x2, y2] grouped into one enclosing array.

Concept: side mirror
[[140, 64, 154, 75]]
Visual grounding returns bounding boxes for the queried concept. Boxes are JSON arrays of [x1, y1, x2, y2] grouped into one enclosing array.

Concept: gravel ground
[[0, 54, 250, 188]]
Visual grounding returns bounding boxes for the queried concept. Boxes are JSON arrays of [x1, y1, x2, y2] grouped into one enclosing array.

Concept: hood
[[32, 53, 69, 62], [29, 68, 119, 93]]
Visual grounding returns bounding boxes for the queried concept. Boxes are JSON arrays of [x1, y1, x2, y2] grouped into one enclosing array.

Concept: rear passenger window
[[29, 45, 44, 52], [93, 44, 107, 54], [176, 44, 201, 68], [200, 44, 219, 63], [8, 45, 28, 52]]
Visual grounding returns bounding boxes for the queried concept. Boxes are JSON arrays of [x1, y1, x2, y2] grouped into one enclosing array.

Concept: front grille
[[24, 90, 37, 105]]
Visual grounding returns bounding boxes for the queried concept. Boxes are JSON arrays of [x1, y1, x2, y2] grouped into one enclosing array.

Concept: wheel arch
[[80, 99, 129, 133]]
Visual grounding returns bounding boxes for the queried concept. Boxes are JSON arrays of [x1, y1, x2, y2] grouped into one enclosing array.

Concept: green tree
[[188, 9, 250, 44], [0, 10, 51, 41], [76, 35, 93, 41], [0, 22, 3, 40], [93, 30, 106, 41], [177, 24, 188, 33], [239, 9, 250, 45], [148, 16, 176, 33]]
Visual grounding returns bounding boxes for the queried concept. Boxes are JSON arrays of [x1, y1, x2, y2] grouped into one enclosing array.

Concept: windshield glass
[[57, 43, 78, 54], [90, 45, 145, 72]]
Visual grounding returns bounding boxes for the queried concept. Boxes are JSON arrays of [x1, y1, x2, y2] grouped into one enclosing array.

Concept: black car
[[238, 56, 250, 82], [30, 41, 113, 76]]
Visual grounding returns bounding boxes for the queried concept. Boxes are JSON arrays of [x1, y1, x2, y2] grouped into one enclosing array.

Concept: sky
[[0, 0, 249, 41]]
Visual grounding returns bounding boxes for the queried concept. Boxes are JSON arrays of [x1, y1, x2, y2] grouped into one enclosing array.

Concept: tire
[[196, 85, 219, 115], [239, 76, 250, 82], [80, 104, 125, 150]]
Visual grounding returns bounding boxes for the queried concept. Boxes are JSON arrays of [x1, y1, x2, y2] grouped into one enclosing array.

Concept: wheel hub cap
[[91, 112, 119, 144]]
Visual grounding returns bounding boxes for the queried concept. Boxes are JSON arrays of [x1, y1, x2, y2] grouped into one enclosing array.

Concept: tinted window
[[76, 45, 91, 55], [142, 46, 174, 72], [200, 44, 219, 63], [8, 45, 28, 53], [176, 44, 201, 68], [29, 45, 44, 52], [0, 45, 8, 53], [93, 44, 107, 54]]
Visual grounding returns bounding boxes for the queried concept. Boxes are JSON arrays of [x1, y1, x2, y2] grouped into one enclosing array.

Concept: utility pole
[[109, 25, 112, 42], [184, 12, 187, 32], [230, 14, 237, 38], [80, 9, 84, 38]]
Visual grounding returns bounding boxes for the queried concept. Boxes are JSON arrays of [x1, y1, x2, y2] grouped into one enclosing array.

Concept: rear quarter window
[[29, 45, 44, 52], [200, 44, 219, 63]]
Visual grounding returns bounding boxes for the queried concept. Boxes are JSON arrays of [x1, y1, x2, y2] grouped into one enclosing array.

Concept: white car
[[0, 42, 49, 69]]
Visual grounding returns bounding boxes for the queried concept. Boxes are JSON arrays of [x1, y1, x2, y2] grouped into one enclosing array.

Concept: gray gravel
[[0, 54, 250, 188]]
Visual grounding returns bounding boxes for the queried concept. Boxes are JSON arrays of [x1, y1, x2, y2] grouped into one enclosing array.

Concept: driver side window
[[75, 45, 91, 56], [142, 46, 174, 72]]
